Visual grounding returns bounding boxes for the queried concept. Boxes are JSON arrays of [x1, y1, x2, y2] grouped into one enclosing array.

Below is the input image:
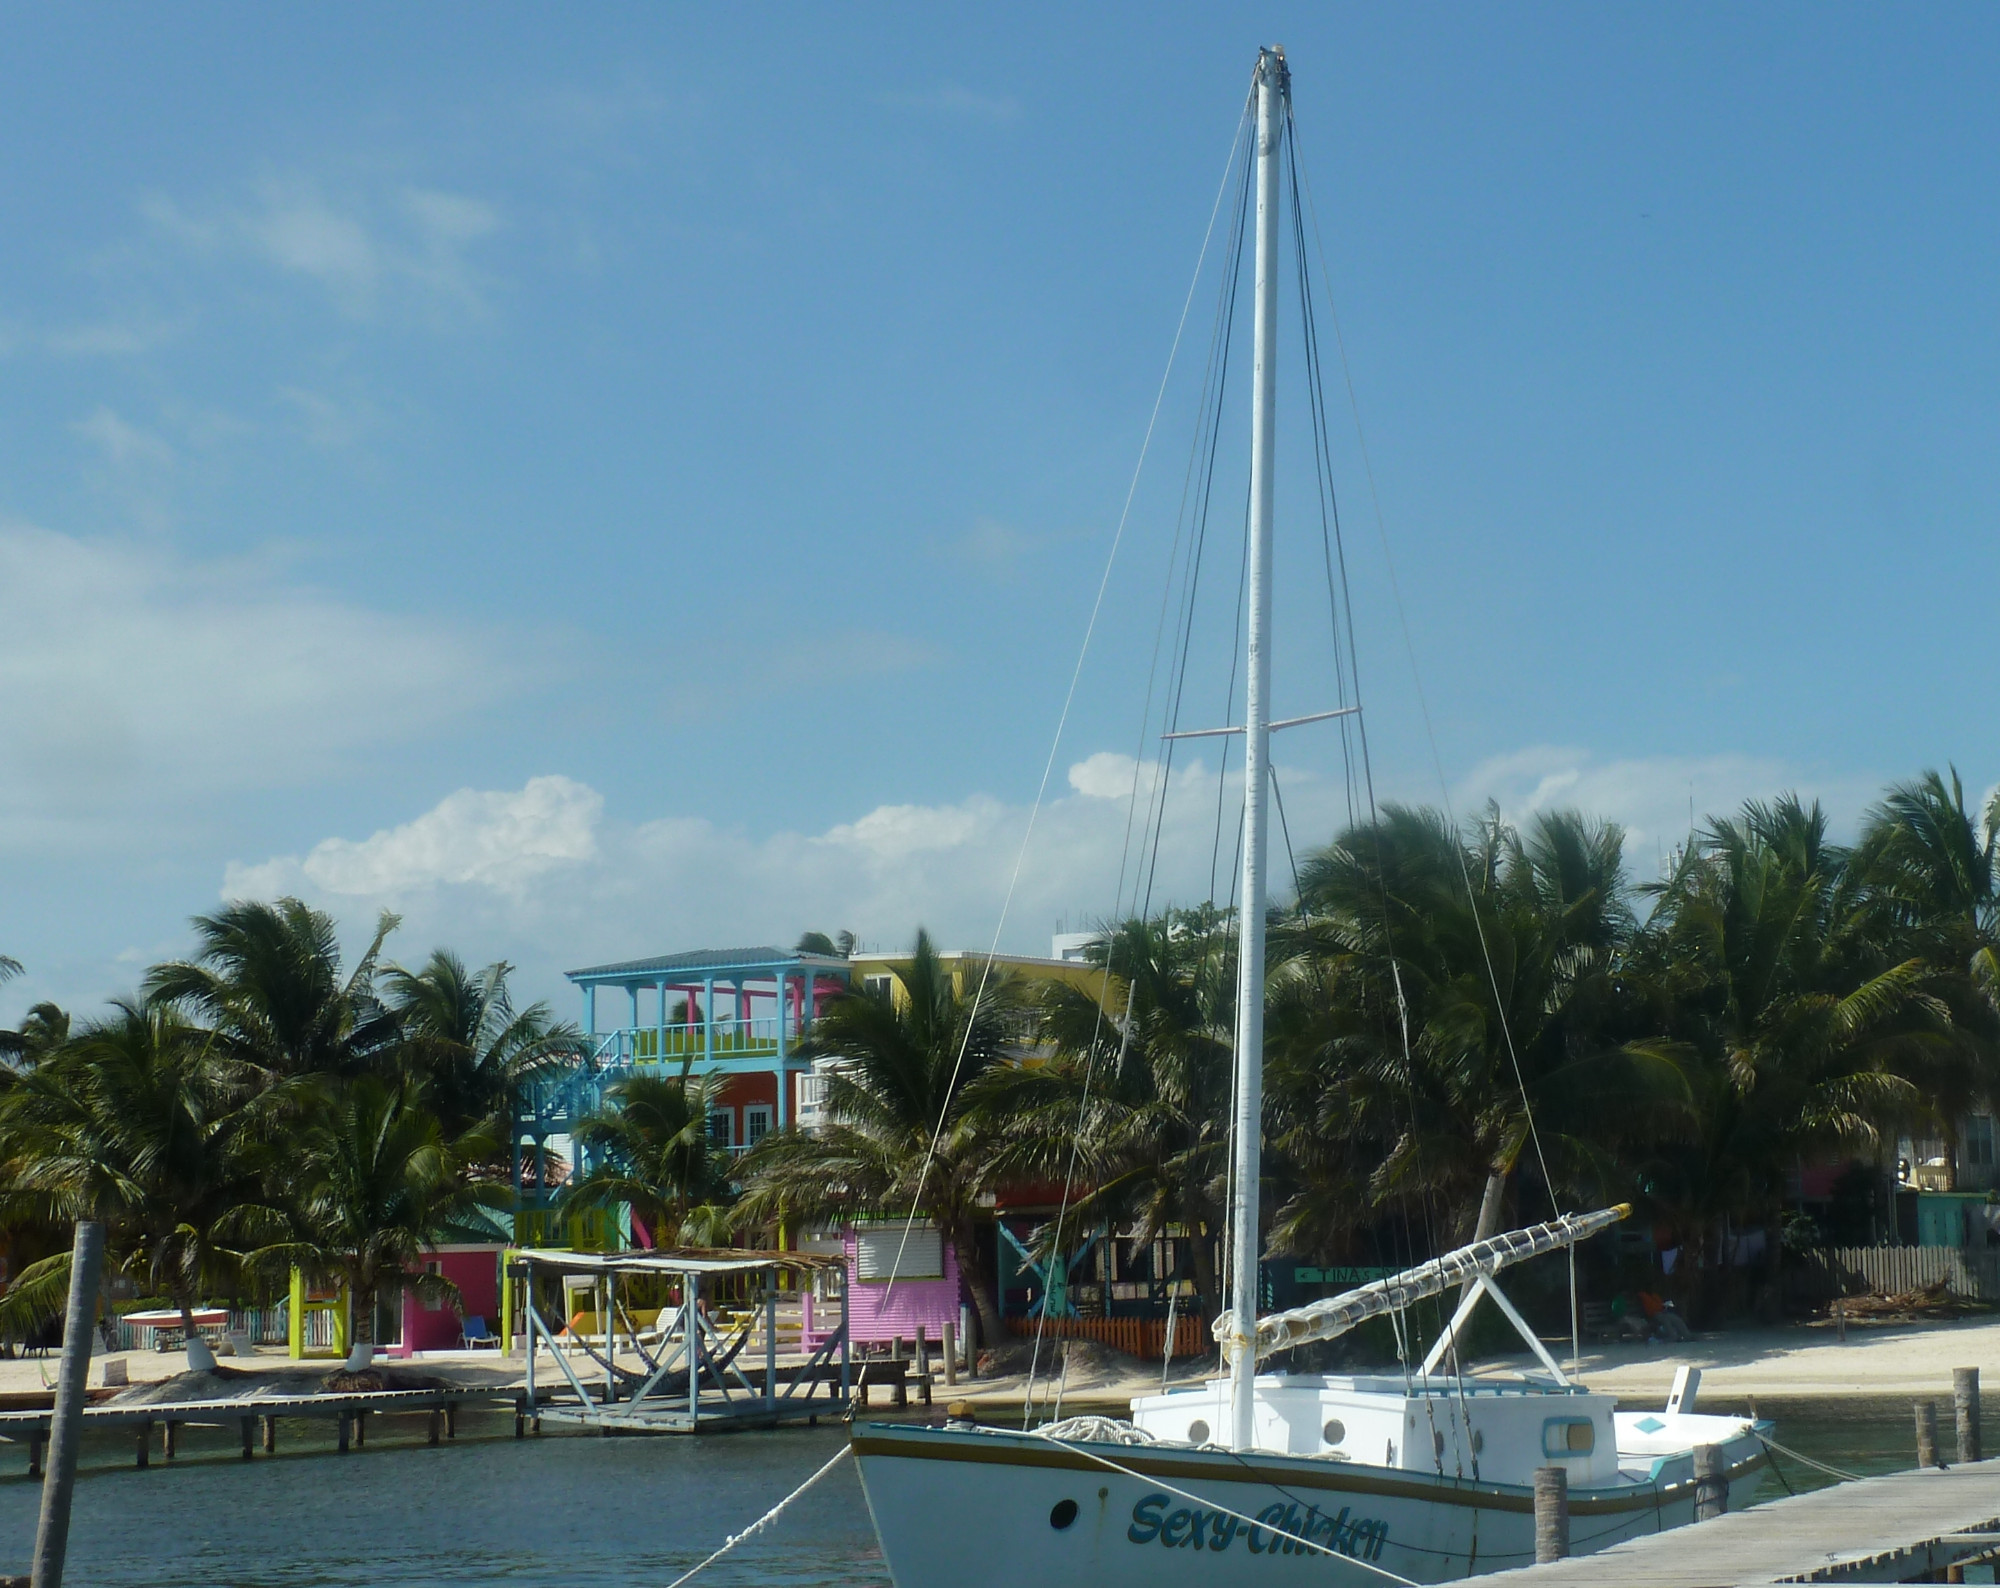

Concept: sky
[[4, 5, 1999, 1027]]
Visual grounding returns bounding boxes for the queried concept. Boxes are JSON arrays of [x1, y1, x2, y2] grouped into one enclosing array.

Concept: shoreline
[[18, 1310, 1993, 1415]]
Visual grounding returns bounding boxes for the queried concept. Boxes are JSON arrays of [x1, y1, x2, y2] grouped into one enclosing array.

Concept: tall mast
[[1228, 43, 1285, 1454]]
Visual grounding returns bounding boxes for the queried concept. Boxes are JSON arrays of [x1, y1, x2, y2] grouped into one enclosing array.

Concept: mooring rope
[[661, 1443, 852, 1588], [1753, 1430, 1862, 1484]]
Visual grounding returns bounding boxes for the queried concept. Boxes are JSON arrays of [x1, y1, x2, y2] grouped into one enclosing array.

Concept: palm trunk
[[175, 1296, 218, 1373], [344, 1279, 377, 1372], [948, 1217, 1005, 1353], [1187, 1218, 1222, 1324]]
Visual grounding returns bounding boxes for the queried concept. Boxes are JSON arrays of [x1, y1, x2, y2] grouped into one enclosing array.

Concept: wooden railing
[[1006, 1314, 1212, 1361]]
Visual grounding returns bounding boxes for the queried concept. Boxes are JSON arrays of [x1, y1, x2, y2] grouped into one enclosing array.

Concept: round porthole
[[1322, 1419, 1346, 1447], [1471, 1429, 1484, 1455], [1188, 1419, 1211, 1444], [1050, 1499, 1079, 1530]]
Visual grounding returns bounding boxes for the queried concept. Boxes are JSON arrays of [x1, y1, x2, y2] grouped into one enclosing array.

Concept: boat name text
[[1126, 1494, 1389, 1561]]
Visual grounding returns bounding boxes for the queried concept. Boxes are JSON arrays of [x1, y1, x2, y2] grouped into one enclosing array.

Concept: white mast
[[1227, 44, 1285, 1454]]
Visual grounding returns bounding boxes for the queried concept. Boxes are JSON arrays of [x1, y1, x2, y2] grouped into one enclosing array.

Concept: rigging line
[[1144, 158, 1250, 920], [1272, 764, 1302, 905], [1016, 104, 1252, 1411], [1289, 108, 1553, 1208], [1210, 477, 1254, 904], [661, 1443, 852, 1588], [1279, 108, 1447, 1334]]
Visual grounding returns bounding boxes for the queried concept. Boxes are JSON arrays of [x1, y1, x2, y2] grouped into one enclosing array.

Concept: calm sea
[[0, 1397, 1932, 1585]]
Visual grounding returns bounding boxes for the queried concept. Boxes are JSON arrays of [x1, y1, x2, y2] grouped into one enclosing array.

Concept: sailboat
[[854, 47, 1767, 1586]]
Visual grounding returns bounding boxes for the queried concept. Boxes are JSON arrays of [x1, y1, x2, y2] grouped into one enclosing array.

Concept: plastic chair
[[459, 1315, 501, 1349]]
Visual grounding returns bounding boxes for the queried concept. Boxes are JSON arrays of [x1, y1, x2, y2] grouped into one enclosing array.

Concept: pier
[[1491, 1457, 2000, 1586], [0, 1386, 520, 1474]]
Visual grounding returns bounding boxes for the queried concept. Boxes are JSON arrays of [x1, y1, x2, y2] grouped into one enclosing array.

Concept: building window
[[744, 1105, 772, 1146], [421, 1259, 444, 1311], [864, 974, 895, 1002], [707, 1108, 733, 1148], [855, 1221, 944, 1281], [1969, 1116, 1996, 1170]]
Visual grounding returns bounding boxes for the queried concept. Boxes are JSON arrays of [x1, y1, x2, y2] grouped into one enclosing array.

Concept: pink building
[[804, 1221, 961, 1348], [389, 1244, 504, 1357]]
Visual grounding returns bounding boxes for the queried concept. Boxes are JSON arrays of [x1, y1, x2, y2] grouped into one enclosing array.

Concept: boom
[[1218, 1203, 1630, 1364]]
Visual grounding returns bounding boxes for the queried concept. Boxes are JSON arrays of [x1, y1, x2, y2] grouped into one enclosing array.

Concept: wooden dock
[[1488, 1457, 2000, 1586], [0, 1386, 522, 1474]]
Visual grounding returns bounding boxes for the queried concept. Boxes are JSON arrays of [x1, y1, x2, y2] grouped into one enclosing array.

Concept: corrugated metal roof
[[565, 946, 850, 982]]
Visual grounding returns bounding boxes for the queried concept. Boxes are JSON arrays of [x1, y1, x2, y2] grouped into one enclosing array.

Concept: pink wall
[[804, 1226, 961, 1347], [394, 1246, 502, 1356]]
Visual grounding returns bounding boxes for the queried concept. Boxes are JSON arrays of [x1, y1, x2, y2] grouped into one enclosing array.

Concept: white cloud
[[218, 749, 1319, 995], [0, 521, 502, 846], [883, 84, 1021, 124], [231, 776, 600, 900], [144, 174, 502, 320], [1455, 745, 1881, 858], [72, 406, 175, 469]]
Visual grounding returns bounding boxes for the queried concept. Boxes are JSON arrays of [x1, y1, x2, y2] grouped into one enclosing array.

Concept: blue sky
[[5, 5, 1999, 1026]]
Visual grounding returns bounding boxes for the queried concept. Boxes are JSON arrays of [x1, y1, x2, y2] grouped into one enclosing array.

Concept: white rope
[[661, 1443, 852, 1588], [1754, 1430, 1861, 1484], [1031, 1427, 1419, 1583]]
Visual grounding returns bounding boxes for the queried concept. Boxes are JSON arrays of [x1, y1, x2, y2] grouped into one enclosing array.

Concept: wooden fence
[[1006, 1314, 1212, 1361], [1789, 1246, 2000, 1304]]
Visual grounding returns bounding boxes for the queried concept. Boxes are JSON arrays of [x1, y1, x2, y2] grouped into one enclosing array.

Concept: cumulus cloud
[[218, 750, 1341, 996], [1456, 745, 1882, 856], [0, 521, 502, 847]]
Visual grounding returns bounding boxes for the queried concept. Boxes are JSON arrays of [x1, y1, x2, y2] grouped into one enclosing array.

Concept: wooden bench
[[855, 1359, 932, 1410]]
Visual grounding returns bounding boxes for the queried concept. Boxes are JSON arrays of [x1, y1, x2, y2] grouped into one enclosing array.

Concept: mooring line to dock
[[1751, 1431, 1862, 1485], [662, 1444, 851, 1588], [1029, 1429, 1420, 1584]]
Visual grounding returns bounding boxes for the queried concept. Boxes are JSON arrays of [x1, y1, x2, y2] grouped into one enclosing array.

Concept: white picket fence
[[113, 1305, 308, 1354], [1792, 1245, 2000, 1302]]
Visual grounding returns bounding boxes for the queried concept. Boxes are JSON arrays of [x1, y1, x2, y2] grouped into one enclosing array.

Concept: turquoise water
[[0, 1398, 1932, 1584]]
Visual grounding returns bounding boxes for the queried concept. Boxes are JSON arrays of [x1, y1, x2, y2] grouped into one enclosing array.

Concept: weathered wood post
[[336, 1413, 351, 1454], [1694, 1443, 1727, 1520], [1918, 1399, 1942, 1468], [31, 1218, 104, 1588], [162, 1421, 178, 1461], [941, 1319, 958, 1387], [1956, 1367, 1981, 1464], [1533, 1466, 1569, 1563], [261, 1415, 276, 1454], [133, 1422, 150, 1470], [427, 1410, 441, 1446], [915, 1325, 929, 1382], [239, 1417, 254, 1460], [445, 1404, 457, 1440], [26, 1434, 43, 1481]]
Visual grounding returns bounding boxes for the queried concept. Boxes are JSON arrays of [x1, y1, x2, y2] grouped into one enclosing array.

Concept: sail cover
[[1218, 1203, 1630, 1363]]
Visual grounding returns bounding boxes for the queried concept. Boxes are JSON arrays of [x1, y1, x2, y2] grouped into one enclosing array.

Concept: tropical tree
[[795, 930, 857, 958], [736, 929, 1016, 1348], [1268, 805, 1686, 1254], [244, 1076, 508, 1370], [559, 1072, 734, 1247], [380, 950, 581, 1137], [145, 899, 402, 1083], [0, 1003, 69, 1070], [978, 908, 1237, 1321], [0, 1002, 264, 1366]]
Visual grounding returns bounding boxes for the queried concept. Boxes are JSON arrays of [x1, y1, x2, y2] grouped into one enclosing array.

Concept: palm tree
[[559, 1072, 734, 1247], [794, 930, 857, 958], [1269, 805, 1685, 1254], [736, 929, 1016, 1349], [978, 908, 1236, 1321], [245, 1076, 508, 1371], [145, 898, 402, 1082], [1626, 795, 1936, 1315], [0, 1003, 263, 1368], [380, 950, 582, 1137], [0, 1003, 68, 1070]]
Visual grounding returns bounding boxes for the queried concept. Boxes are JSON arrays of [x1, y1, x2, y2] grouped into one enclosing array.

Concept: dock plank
[[1488, 1459, 2000, 1586]]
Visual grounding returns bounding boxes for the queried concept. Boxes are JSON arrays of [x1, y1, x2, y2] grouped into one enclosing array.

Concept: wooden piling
[[239, 1417, 253, 1460], [1694, 1443, 1727, 1520], [1919, 1399, 1942, 1468], [26, 1434, 42, 1481], [942, 1320, 957, 1387], [1533, 1466, 1569, 1563], [1957, 1367, 1981, 1464], [427, 1410, 441, 1447], [161, 1421, 177, 1461], [134, 1422, 151, 1470], [915, 1325, 929, 1381], [261, 1416, 276, 1454], [336, 1414, 350, 1454], [353, 1410, 366, 1449], [445, 1404, 457, 1440]]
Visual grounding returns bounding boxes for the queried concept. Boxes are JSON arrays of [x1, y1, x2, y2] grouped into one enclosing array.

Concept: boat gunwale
[[849, 1422, 1768, 1517]]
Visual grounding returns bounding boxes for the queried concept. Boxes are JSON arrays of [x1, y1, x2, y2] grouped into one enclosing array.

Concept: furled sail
[[1217, 1203, 1630, 1363]]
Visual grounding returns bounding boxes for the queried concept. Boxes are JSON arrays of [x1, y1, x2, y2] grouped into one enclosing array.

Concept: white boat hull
[[854, 1421, 1767, 1588]]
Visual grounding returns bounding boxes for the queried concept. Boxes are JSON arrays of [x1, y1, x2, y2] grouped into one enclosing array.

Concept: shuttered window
[[855, 1223, 944, 1282]]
